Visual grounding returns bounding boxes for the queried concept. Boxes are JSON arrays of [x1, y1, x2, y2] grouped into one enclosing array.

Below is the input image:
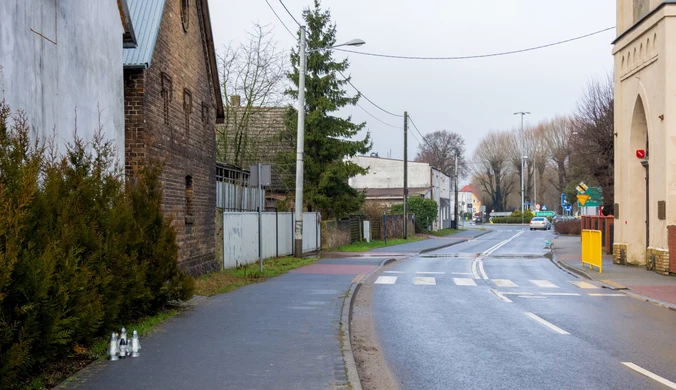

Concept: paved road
[[367, 225, 676, 389]]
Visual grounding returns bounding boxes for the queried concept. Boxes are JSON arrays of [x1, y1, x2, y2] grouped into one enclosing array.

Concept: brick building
[[123, 0, 224, 274]]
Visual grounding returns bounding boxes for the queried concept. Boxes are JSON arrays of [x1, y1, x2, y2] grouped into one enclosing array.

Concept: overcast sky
[[207, 0, 615, 162]]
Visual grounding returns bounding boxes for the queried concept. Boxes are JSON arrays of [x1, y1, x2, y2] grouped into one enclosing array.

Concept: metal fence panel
[[277, 213, 294, 256], [302, 212, 321, 252], [223, 212, 259, 268], [217, 181, 265, 211]]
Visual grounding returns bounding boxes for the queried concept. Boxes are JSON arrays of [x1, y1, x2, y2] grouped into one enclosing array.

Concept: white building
[[0, 1, 135, 163], [348, 155, 452, 231]]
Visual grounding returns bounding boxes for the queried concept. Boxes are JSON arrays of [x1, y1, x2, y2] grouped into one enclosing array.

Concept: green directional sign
[[535, 211, 555, 217], [577, 186, 603, 207]]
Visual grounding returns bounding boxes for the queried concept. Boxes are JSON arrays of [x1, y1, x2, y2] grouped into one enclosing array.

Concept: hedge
[[0, 102, 194, 388], [391, 198, 438, 233]]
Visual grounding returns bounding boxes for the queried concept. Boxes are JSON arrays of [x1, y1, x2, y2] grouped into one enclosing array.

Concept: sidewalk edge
[[417, 230, 492, 255], [340, 257, 395, 390]]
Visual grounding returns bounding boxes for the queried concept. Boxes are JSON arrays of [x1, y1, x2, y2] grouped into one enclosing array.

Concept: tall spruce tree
[[279, 0, 372, 219]]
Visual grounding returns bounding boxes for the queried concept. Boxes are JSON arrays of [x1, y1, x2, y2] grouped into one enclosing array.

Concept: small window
[[161, 73, 173, 125], [185, 175, 194, 220], [183, 89, 192, 133], [181, 0, 190, 32]]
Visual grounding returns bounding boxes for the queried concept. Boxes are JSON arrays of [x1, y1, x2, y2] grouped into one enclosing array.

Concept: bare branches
[[413, 130, 467, 177]]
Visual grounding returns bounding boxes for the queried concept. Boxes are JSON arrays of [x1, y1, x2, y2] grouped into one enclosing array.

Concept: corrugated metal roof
[[123, 0, 166, 68]]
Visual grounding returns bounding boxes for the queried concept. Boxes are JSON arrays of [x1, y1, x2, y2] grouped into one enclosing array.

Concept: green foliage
[[277, 1, 372, 219], [510, 209, 534, 219], [0, 102, 193, 388], [390, 198, 438, 233]]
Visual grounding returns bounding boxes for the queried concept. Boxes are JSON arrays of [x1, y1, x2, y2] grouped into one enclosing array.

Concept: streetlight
[[514, 112, 530, 224], [521, 155, 529, 223], [294, 27, 366, 257]]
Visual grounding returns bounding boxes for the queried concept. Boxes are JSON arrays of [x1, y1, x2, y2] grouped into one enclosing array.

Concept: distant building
[[613, 0, 675, 271], [459, 185, 482, 217], [215, 95, 294, 205], [348, 155, 452, 230], [123, 0, 224, 274], [0, 0, 136, 162]]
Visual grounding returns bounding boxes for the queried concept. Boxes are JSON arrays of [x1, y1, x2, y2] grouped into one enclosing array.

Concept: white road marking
[[491, 289, 512, 302], [453, 278, 477, 286], [542, 293, 581, 296], [478, 261, 489, 280], [622, 362, 676, 389], [493, 279, 519, 287], [481, 230, 525, 257], [500, 292, 533, 295], [525, 312, 570, 335], [414, 277, 436, 285], [416, 271, 445, 275], [569, 281, 601, 289], [530, 280, 559, 288], [519, 296, 547, 299], [375, 276, 398, 285], [588, 293, 625, 297], [452, 272, 473, 275], [470, 258, 480, 279], [383, 271, 404, 274]]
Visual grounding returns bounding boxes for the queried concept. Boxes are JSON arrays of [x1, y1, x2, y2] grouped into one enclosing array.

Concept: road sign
[[535, 204, 541, 211], [577, 194, 591, 206], [636, 149, 645, 159], [535, 211, 555, 217], [576, 182, 588, 193], [542, 205, 548, 211], [561, 193, 566, 206], [564, 205, 572, 212]]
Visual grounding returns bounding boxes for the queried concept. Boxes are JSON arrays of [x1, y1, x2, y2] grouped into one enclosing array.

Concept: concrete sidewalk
[[553, 235, 676, 308], [323, 228, 492, 258]]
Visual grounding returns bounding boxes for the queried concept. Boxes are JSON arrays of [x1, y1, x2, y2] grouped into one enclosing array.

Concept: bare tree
[[414, 130, 467, 177], [570, 75, 614, 214], [541, 116, 574, 208], [471, 131, 513, 211], [216, 23, 288, 167]]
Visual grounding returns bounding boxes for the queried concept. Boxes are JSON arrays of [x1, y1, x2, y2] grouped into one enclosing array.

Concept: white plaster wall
[[348, 156, 431, 189], [0, 0, 124, 164]]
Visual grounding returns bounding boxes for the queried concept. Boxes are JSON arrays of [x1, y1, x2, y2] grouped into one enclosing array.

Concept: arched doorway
[[629, 95, 649, 259]]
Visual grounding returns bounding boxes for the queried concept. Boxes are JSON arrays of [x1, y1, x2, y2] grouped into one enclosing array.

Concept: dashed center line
[[525, 312, 570, 335], [622, 362, 676, 389]]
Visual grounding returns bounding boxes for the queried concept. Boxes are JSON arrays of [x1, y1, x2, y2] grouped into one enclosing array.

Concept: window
[[183, 89, 192, 133], [161, 73, 173, 124], [181, 0, 190, 32], [185, 175, 194, 223]]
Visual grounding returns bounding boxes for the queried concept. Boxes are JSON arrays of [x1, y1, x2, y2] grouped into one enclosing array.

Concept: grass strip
[[335, 236, 425, 252], [194, 256, 319, 297], [428, 228, 466, 237]]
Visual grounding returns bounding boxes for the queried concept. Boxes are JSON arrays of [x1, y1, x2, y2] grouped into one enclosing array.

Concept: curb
[[340, 257, 395, 390], [418, 230, 493, 255]]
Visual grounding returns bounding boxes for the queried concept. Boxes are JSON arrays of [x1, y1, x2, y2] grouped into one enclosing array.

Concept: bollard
[[130, 330, 141, 357], [108, 333, 119, 361]]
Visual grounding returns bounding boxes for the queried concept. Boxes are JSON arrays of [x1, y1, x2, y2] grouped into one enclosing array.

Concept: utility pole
[[403, 111, 408, 239], [514, 111, 530, 224], [454, 153, 459, 229], [293, 27, 307, 258]]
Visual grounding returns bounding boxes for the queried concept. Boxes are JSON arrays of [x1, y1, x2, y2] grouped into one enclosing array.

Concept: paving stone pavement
[[553, 234, 676, 306]]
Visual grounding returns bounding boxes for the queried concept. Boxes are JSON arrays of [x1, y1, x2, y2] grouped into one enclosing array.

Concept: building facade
[[348, 155, 452, 231], [613, 0, 676, 271], [123, 0, 224, 274], [0, 0, 135, 162], [459, 185, 482, 218]]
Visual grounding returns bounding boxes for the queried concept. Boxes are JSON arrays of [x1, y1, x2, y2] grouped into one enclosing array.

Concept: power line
[[335, 26, 615, 60], [337, 70, 404, 118], [407, 115, 427, 143], [356, 102, 401, 129], [264, 0, 296, 39], [278, 0, 301, 27]]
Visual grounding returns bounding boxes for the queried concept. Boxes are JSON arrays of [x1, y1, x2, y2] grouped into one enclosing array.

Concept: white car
[[529, 217, 551, 230]]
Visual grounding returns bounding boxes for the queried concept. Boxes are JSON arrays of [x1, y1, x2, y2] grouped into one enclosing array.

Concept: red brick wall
[[124, 0, 219, 274], [669, 225, 676, 273]]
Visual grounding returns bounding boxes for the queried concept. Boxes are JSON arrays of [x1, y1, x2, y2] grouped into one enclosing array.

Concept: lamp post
[[521, 155, 529, 223], [514, 112, 530, 224], [294, 27, 365, 257]]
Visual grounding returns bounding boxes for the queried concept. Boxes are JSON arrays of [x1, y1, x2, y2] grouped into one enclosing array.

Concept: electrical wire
[[335, 26, 615, 60], [264, 0, 297, 39], [356, 102, 402, 129], [278, 0, 302, 27], [337, 70, 404, 118]]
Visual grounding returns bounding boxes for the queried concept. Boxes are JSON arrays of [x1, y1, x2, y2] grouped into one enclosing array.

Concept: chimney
[[230, 95, 241, 107]]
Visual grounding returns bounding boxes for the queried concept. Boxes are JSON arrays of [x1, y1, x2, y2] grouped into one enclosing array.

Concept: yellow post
[[581, 229, 603, 273]]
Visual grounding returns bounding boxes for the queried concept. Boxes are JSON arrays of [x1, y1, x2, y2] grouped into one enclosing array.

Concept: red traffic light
[[636, 149, 645, 159]]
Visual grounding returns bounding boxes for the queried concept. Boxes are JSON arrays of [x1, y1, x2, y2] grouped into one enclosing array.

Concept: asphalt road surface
[[367, 225, 676, 390]]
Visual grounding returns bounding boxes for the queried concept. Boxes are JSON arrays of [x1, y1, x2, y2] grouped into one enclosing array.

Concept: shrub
[[0, 102, 193, 388], [391, 198, 438, 233], [555, 220, 581, 235]]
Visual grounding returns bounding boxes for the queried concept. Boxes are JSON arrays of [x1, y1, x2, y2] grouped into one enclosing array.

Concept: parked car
[[529, 217, 551, 230]]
